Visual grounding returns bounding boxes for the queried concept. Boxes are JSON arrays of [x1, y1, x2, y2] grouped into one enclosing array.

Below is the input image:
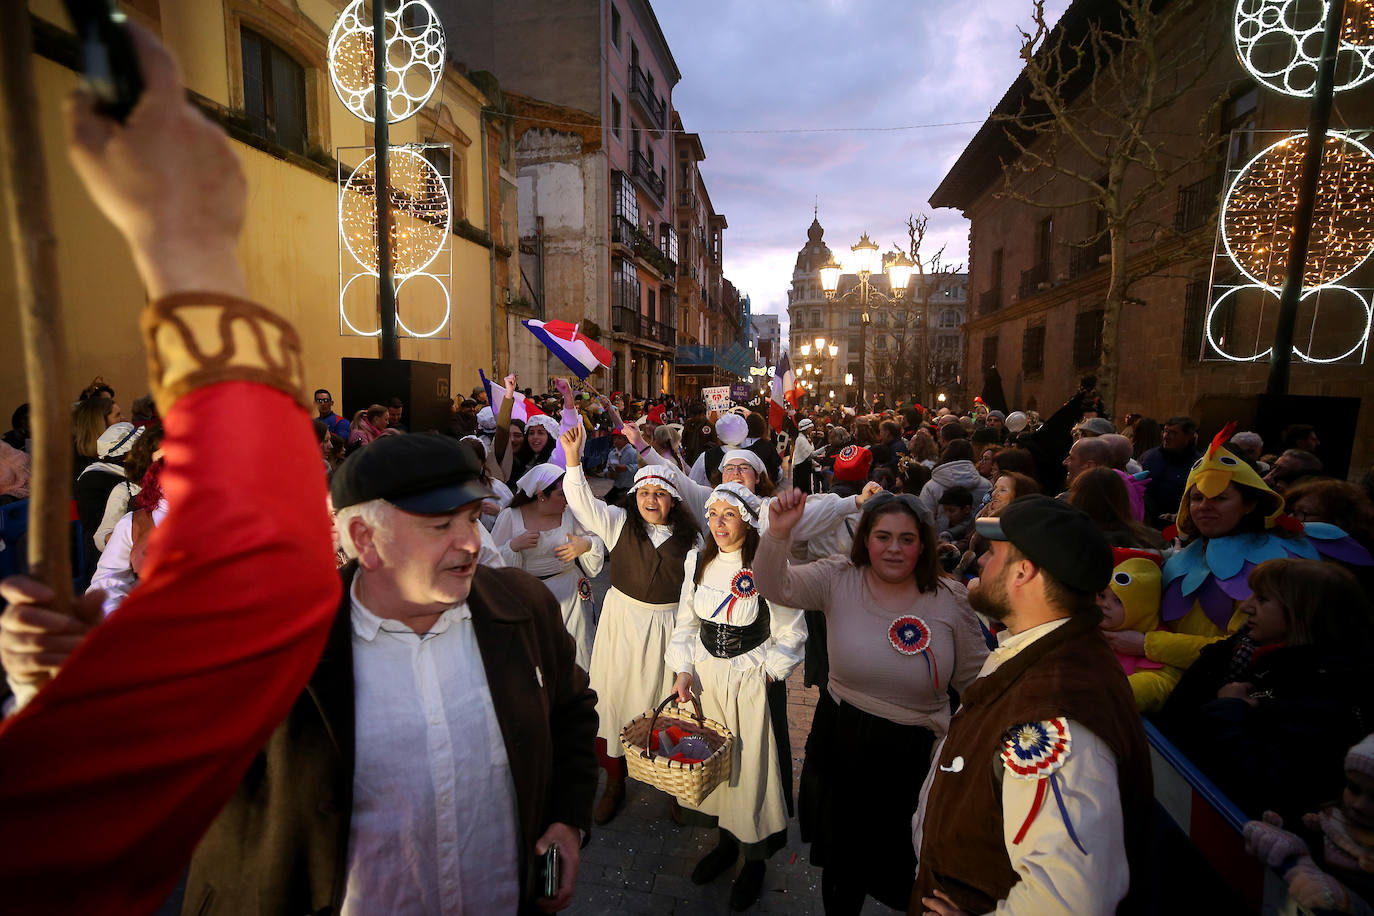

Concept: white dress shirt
[[342, 575, 520, 915], [912, 618, 1129, 916]]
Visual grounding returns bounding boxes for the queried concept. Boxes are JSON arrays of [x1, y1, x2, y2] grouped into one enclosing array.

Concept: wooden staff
[[0, 7, 75, 616]]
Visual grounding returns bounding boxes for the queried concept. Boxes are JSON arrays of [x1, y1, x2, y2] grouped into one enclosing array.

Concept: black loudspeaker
[[1192, 393, 1361, 481], [341, 358, 452, 435]]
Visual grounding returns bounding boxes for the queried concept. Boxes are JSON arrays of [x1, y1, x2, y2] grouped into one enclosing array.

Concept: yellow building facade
[[2, 0, 515, 415]]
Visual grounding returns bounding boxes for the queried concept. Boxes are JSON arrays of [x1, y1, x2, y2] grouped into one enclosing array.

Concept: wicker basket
[[620, 693, 733, 806]]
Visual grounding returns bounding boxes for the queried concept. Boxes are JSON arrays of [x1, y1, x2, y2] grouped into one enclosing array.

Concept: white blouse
[[666, 547, 806, 683], [491, 506, 605, 580]]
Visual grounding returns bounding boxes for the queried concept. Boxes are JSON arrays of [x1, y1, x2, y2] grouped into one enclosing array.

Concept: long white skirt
[[684, 652, 788, 845], [590, 586, 678, 758], [543, 567, 595, 672]]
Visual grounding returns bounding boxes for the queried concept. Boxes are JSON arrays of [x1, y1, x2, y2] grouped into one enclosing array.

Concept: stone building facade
[[932, 0, 1373, 470], [444, 0, 681, 397], [787, 217, 968, 408]]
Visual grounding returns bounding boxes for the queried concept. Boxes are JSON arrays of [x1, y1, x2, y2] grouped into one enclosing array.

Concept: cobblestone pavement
[[572, 477, 901, 914]]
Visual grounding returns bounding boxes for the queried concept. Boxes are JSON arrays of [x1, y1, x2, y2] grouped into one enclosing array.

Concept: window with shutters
[[240, 27, 307, 154], [1022, 325, 1046, 376], [1072, 309, 1105, 368]]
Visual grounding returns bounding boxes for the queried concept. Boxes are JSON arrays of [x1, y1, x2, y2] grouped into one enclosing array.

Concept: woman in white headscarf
[[559, 424, 702, 825], [666, 482, 807, 910], [491, 463, 604, 670]]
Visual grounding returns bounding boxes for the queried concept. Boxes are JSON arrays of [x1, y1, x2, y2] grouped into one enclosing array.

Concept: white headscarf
[[706, 482, 762, 528], [720, 448, 765, 475], [715, 413, 748, 446], [525, 414, 560, 436], [515, 462, 565, 498], [628, 466, 681, 500]]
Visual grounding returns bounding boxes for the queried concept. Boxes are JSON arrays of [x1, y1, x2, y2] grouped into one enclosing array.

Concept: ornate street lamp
[[820, 233, 911, 410]]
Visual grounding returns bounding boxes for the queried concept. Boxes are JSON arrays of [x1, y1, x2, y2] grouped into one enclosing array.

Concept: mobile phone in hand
[[540, 843, 561, 898], [63, 0, 144, 122]]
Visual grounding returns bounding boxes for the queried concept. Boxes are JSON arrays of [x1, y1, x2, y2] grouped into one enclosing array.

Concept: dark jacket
[[182, 563, 599, 915], [913, 616, 1152, 915], [1158, 633, 1373, 826], [1140, 444, 1200, 527]]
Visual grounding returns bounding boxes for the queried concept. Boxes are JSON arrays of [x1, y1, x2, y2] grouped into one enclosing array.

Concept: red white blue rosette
[[711, 568, 758, 623], [1001, 718, 1072, 778], [888, 615, 940, 687], [888, 615, 931, 655], [838, 445, 859, 462], [1002, 718, 1087, 854], [577, 577, 593, 602]]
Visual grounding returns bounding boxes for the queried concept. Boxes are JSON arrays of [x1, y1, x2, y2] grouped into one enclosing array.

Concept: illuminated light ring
[[393, 271, 451, 339], [327, 0, 446, 124], [339, 148, 450, 278], [1233, 0, 1374, 97], [1220, 132, 1374, 290], [339, 271, 382, 337], [1205, 283, 1372, 362], [1291, 284, 1373, 363]]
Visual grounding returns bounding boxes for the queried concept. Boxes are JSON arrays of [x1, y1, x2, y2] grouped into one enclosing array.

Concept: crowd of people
[[2, 22, 1373, 916]]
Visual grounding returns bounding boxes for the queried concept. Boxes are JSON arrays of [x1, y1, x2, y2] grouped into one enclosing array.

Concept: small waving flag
[[769, 352, 803, 432], [522, 319, 613, 380], [479, 369, 547, 423]]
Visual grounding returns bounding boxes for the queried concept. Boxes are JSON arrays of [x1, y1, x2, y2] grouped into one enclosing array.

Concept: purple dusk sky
[[654, 0, 1072, 335]]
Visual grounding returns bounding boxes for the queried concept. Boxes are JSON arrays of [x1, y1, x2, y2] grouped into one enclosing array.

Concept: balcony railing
[[629, 149, 665, 205], [1018, 261, 1051, 299], [611, 214, 636, 247], [1175, 172, 1222, 234], [628, 65, 667, 133], [1068, 234, 1112, 279], [612, 306, 677, 347], [612, 214, 676, 277], [978, 288, 1001, 316]]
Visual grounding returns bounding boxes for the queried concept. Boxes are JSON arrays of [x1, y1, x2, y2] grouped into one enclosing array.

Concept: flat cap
[[331, 433, 492, 514], [975, 494, 1113, 593]]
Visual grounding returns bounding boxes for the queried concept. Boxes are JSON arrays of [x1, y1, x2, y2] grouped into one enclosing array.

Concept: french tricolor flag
[[769, 352, 803, 432], [522, 319, 613, 380], [478, 369, 547, 423]]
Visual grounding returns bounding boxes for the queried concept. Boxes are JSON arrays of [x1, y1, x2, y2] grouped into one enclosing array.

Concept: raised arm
[[753, 489, 841, 611], [0, 23, 339, 911], [666, 549, 702, 696], [558, 424, 627, 547]]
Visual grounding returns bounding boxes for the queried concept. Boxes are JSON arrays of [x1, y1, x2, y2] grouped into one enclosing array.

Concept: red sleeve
[[0, 381, 341, 915]]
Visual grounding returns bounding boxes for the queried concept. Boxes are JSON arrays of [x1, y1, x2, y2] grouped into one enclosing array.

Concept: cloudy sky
[[655, 0, 1071, 333]]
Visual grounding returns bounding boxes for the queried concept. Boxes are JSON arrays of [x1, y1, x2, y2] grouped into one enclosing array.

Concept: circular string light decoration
[[340, 147, 450, 277], [1234, 0, 1374, 96], [1207, 283, 1372, 362], [1220, 132, 1374, 289], [327, 0, 445, 123]]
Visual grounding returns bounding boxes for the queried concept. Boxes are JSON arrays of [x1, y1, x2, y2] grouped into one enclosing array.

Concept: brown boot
[[594, 776, 625, 824]]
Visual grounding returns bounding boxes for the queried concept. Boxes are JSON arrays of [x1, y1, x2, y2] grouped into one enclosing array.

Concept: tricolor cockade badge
[[1002, 718, 1086, 854], [711, 568, 757, 623], [888, 615, 940, 687]]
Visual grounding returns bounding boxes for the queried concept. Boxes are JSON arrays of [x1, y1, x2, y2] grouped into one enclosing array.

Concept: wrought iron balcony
[[1175, 172, 1222, 234], [1018, 261, 1051, 299], [1068, 234, 1112, 279], [978, 288, 1001, 316], [629, 149, 665, 205], [628, 65, 667, 133], [612, 306, 677, 347]]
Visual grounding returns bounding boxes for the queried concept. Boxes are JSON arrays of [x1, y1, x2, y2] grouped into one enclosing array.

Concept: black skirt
[[798, 690, 936, 910]]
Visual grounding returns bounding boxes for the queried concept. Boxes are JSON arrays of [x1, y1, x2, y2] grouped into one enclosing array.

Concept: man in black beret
[[911, 495, 1151, 916], [183, 433, 599, 915]]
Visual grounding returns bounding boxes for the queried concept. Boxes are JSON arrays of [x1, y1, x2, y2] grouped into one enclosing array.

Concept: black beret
[[331, 433, 492, 514], [975, 494, 1113, 593]]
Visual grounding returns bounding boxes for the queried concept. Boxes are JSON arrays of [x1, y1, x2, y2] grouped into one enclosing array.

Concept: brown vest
[[911, 616, 1152, 915], [608, 522, 693, 605]]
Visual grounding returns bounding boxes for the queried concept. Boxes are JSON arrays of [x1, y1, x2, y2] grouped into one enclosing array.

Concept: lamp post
[[799, 336, 840, 404], [819, 233, 913, 412]]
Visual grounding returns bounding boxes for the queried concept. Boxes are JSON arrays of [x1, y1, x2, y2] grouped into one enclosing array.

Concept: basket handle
[[641, 692, 705, 759]]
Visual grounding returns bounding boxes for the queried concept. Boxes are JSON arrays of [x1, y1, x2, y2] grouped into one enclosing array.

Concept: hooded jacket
[[917, 460, 992, 532]]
